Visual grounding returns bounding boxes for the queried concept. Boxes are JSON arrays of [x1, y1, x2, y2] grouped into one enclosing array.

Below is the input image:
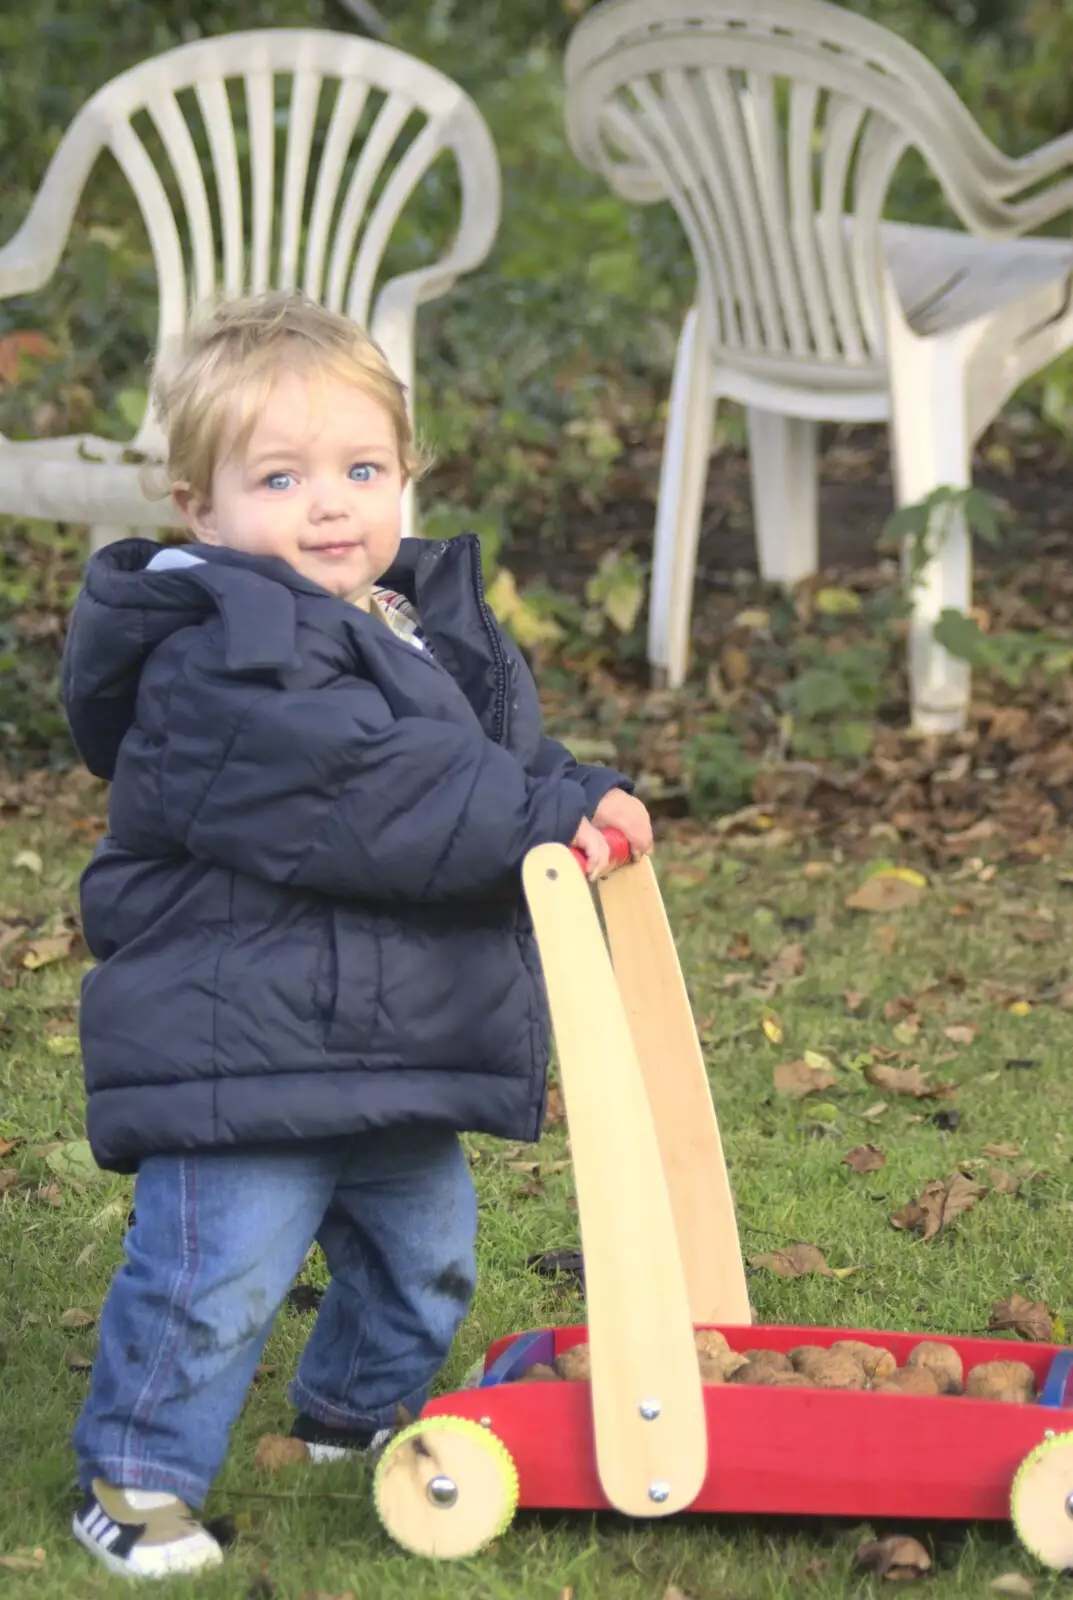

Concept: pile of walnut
[[523, 1332, 1036, 1404]]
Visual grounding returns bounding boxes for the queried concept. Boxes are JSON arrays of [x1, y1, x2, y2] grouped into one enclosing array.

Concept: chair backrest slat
[[195, 77, 245, 296], [278, 68, 323, 292], [565, 0, 1009, 376], [30, 29, 497, 437]]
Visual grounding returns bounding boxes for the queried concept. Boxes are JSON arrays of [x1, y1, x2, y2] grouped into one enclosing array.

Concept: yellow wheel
[[1011, 1432, 1073, 1570], [373, 1416, 519, 1559]]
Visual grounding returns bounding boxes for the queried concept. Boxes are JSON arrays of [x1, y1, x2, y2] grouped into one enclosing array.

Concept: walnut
[[872, 1366, 943, 1397], [830, 1340, 897, 1382], [789, 1348, 868, 1390], [698, 1347, 749, 1384], [965, 1360, 1035, 1402], [740, 1348, 794, 1376], [730, 1362, 811, 1387], [694, 1329, 731, 1359], [554, 1343, 591, 1381], [519, 1362, 561, 1382], [906, 1341, 964, 1395]]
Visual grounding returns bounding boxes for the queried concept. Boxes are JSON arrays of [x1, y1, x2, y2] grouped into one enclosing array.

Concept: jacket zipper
[[470, 537, 509, 746]]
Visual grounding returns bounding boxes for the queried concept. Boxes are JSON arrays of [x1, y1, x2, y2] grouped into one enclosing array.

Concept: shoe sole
[[72, 1512, 223, 1580]]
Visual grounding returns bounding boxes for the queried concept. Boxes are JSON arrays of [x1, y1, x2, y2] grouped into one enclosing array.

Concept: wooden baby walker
[[373, 830, 1073, 1568]]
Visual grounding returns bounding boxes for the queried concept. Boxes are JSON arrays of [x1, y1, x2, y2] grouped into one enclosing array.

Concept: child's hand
[[592, 787, 654, 860], [570, 816, 613, 881]]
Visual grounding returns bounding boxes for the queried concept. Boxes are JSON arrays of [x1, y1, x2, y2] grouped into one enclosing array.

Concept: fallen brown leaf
[[0, 1547, 46, 1574], [846, 875, 925, 913], [766, 942, 805, 982], [943, 1022, 980, 1045], [0, 1168, 18, 1193], [863, 1061, 955, 1099], [843, 988, 866, 1013], [843, 1144, 886, 1173], [773, 1059, 835, 1099], [747, 1243, 856, 1279], [33, 1182, 62, 1207], [989, 1574, 1035, 1595], [253, 1434, 311, 1472], [543, 1084, 565, 1128], [65, 1349, 93, 1372], [988, 1293, 1054, 1342], [988, 1167, 1022, 1195], [60, 1307, 96, 1330], [854, 1535, 931, 1580], [891, 1172, 986, 1241], [20, 932, 77, 971], [0, 1137, 22, 1158], [662, 1588, 694, 1600], [983, 1143, 1021, 1159]]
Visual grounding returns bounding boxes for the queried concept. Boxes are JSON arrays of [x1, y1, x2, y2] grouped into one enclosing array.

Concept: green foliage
[[780, 639, 893, 761], [680, 721, 757, 818], [933, 608, 1073, 687], [880, 486, 1006, 589]]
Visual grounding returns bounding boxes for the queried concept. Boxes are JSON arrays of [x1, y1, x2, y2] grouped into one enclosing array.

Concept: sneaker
[[289, 1413, 393, 1463], [73, 1479, 223, 1579]]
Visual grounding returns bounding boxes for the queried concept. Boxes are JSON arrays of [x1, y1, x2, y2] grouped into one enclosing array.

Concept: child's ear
[[171, 484, 219, 544]]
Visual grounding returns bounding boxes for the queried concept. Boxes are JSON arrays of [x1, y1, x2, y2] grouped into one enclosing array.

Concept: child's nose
[[309, 478, 349, 520]]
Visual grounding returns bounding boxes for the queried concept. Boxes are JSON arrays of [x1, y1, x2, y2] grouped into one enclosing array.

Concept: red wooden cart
[[372, 834, 1073, 1568]]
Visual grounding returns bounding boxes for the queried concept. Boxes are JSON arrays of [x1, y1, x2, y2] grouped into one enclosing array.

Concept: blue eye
[[265, 471, 294, 491], [349, 463, 378, 483]]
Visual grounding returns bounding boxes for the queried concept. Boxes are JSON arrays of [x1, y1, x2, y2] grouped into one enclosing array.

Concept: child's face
[[176, 367, 404, 600]]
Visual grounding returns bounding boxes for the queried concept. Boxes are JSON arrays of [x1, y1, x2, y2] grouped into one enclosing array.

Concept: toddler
[[61, 291, 652, 1578]]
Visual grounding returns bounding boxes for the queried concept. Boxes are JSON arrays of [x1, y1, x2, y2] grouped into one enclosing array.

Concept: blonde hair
[[151, 292, 430, 500]]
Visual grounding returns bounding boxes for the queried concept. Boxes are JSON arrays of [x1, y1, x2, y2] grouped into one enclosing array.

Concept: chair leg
[[647, 305, 714, 690], [887, 327, 972, 735], [745, 409, 819, 585]]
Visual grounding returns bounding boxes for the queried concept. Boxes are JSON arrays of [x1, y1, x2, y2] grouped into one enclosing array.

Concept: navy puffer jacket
[[62, 535, 631, 1173]]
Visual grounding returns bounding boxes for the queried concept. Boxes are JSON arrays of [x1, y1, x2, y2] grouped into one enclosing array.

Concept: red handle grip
[[569, 825, 632, 874]]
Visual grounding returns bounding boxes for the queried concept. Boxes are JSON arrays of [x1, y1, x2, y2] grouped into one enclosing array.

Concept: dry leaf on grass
[[983, 1142, 1021, 1159], [33, 1182, 62, 1207], [60, 1307, 96, 1330], [774, 1059, 835, 1099], [990, 1574, 1035, 1595], [0, 1548, 46, 1573], [20, 932, 79, 971], [662, 1588, 695, 1600], [65, 1349, 93, 1372], [943, 1023, 980, 1045], [863, 1061, 955, 1099], [543, 1084, 565, 1128], [0, 1137, 22, 1158], [846, 872, 926, 913], [253, 1434, 311, 1472], [854, 1535, 931, 1580], [988, 1293, 1054, 1342], [891, 1173, 986, 1241], [765, 942, 805, 982], [748, 1243, 856, 1280], [843, 1144, 885, 1173], [0, 1168, 18, 1193], [989, 1168, 1022, 1195], [843, 988, 866, 1013]]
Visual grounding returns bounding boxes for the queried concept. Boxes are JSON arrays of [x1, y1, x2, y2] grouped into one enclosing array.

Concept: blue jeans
[[72, 1126, 477, 1508]]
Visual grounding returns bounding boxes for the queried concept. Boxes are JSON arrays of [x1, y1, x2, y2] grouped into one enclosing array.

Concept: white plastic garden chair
[[565, 0, 1073, 731], [0, 29, 500, 550]]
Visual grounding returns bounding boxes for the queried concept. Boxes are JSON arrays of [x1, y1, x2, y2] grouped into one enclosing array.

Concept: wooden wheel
[[1011, 1432, 1073, 1570], [373, 1417, 518, 1559]]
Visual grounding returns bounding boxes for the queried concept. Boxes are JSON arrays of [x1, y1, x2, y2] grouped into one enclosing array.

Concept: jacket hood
[[61, 535, 498, 781]]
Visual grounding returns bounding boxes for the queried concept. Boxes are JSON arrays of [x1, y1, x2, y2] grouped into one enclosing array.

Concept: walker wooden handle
[[569, 826, 631, 873]]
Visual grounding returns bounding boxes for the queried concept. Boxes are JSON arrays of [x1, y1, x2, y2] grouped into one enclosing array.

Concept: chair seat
[[0, 433, 181, 528], [882, 221, 1073, 338]]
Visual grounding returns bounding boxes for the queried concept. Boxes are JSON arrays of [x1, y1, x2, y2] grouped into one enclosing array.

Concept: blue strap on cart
[[1040, 1350, 1073, 1407], [479, 1329, 556, 1387]]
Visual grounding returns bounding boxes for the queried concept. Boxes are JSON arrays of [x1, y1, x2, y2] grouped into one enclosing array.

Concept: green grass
[[3, 805, 1073, 1597]]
